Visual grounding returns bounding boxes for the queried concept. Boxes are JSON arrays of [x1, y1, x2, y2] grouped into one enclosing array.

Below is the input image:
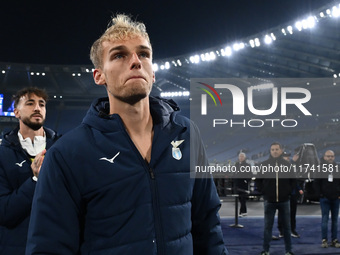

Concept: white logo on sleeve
[[15, 160, 26, 167], [171, 140, 184, 160], [99, 152, 120, 163]]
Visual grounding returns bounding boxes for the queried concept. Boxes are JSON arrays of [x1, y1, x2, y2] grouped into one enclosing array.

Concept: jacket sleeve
[[26, 148, 82, 255], [190, 122, 228, 255], [0, 163, 36, 228]]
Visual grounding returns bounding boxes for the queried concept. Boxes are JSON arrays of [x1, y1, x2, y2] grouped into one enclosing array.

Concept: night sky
[[0, 0, 334, 65]]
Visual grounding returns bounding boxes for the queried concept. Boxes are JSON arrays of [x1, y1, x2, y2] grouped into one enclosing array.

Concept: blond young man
[[26, 15, 228, 255]]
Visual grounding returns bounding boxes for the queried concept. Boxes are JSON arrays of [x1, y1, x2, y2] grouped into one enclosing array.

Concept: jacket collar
[[82, 96, 182, 132], [1, 125, 59, 150]]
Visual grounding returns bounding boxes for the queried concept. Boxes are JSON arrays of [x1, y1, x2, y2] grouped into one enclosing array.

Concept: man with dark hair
[[276, 151, 303, 239], [0, 87, 60, 254], [256, 142, 295, 255]]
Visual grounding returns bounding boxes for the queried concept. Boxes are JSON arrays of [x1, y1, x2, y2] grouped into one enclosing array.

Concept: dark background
[[0, 0, 333, 65]]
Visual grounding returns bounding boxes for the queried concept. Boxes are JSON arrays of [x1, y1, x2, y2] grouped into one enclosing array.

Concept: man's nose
[[130, 53, 142, 69], [34, 104, 41, 111]]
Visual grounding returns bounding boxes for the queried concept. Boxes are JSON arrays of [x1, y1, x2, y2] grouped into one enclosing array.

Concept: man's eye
[[139, 52, 149, 58], [113, 54, 124, 59]]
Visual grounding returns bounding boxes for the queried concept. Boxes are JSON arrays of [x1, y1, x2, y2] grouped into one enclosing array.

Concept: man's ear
[[13, 108, 20, 119], [93, 69, 106, 85]]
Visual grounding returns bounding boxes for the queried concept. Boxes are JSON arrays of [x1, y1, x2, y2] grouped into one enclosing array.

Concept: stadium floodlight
[[189, 55, 200, 64], [249, 39, 255, 48], [164, 62, 170, 70], [250, 83, 274, 90], [226, 46, 232, 55], [333, 74, 337, 78], [270, 33, 276, 41], [152, 63, 159, 72], [233, 42, 245, 51], [320, 12, 325, 18], [208, 51, 216, 61], [302, 16, 316, 29], [160, 91, 190, 98], [221, 46, 232, 56], [295, 21, 303, 31], [281, 28, 287, 35], [177, 59, 182, 66], [287, 26, 293, 34], [200, 53, 206, 62], [254, 38, 261, 47], [30, 72, 34, 75], [332, 6, 340, 17], [264, 35, 273, 45], [326, 9, 331, 16], [204, 52, 211, 61], [1, 70, 5, 74], [232, 43, 238, 51]]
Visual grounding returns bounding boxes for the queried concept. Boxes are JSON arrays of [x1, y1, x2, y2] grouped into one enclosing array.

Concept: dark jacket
[[313, 158, 340, 200], [26, 97, 228, 255], [0, 126, 60, 255], [234, 161, 251, 194], [256, 155, 295, 203]]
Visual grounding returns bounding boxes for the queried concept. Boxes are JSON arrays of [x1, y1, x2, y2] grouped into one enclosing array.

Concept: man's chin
[[22, 119, 44, 131], [115, 93, 148, 105]]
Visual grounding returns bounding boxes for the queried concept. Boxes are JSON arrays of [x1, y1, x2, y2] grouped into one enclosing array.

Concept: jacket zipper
[[145, 162, 165, 255], [119, 118, 170, 255]]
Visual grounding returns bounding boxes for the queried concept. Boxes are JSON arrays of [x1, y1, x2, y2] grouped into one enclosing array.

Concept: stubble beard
[[21, 116, 44, 131], [114, 92, 148, 105], [111, 84, 152, 105]]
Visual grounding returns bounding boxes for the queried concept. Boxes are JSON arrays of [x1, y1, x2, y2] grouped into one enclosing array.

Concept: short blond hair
[[90, 14, 151, 69]]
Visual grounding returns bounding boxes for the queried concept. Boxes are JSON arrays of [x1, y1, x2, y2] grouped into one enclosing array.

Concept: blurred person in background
[[314, 150, 340, 248]]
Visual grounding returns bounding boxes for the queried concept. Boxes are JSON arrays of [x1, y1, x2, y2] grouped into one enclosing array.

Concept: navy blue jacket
[[26, 97, 228, 255], [0, 126, 60, 255]]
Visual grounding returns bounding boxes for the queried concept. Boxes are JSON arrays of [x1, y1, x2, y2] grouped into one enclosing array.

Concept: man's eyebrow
[[26, 98, 46, 104], [138, 45, 152, 51], [108, 45, 152, 54], [108, 45, 126, 53]]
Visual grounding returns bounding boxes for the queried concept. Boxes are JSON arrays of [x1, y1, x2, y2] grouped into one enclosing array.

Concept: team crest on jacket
[[171, 140, 184, 160]]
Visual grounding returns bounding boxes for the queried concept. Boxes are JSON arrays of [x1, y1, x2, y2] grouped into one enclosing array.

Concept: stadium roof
[[1, 1, 339, 101]]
